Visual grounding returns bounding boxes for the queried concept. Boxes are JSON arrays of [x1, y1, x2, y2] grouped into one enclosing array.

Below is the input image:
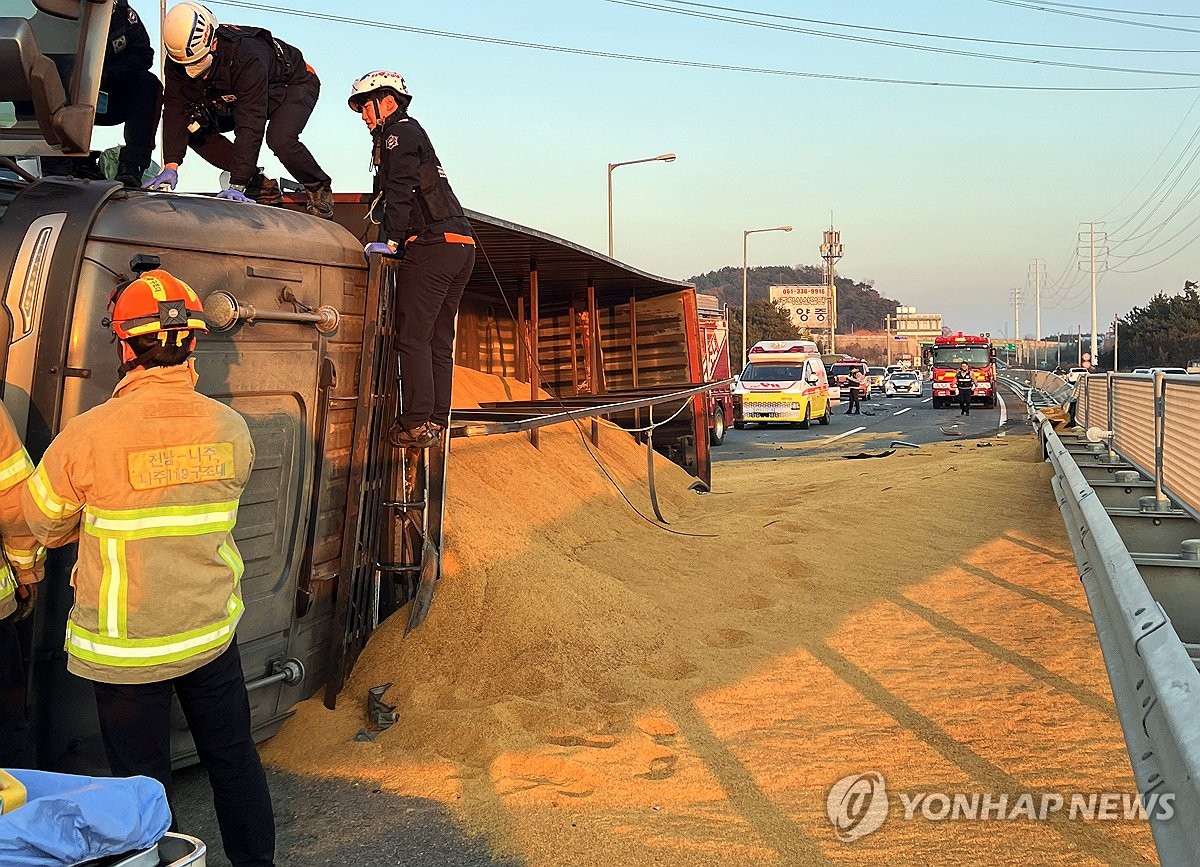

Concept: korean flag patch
[[386, 135, 398, 150]]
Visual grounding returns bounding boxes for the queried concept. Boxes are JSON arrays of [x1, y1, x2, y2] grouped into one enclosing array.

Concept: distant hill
[[688, 264, 902, 333]]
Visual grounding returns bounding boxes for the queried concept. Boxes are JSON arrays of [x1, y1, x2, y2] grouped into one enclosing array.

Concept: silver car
[[885, 371, 922, 396]]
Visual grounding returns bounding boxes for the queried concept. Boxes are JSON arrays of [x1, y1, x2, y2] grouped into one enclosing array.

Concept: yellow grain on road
[[263, 369, 1156, 866]]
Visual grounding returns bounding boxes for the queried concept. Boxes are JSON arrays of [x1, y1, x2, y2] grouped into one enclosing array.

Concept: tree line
[[689, 264, 901, 334], [1100, 285, 1200, 370]]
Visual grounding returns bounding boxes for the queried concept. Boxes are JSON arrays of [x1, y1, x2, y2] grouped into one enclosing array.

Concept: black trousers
[[395, 241, 476, 428], [0, 615, 33, 768], [97, 71, 164, 170], [958, 389, 972, 413], [92, 640, 275, 867], [845, 387, 861, 413], [191, 75, 330, 187]]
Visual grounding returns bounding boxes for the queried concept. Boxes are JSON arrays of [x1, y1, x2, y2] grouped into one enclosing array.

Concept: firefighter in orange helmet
[[21, 269, 275, 867]]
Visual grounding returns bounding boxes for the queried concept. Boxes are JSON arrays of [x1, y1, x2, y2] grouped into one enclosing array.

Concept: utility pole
[[821, 227, 844, 353], [886, 314, 892, 364], [1010, 288, 1022, 366], [1077, 324, 1082, 365], [1113, 318, 1119, 372], [1028, 258, 1046, 340], [1078, 222, 1107, 366]]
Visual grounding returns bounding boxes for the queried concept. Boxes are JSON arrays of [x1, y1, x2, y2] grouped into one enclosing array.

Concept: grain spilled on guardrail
[[263, 377, 1154, 867]]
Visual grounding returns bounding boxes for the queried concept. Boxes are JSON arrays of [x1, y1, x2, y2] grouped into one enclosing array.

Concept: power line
[[207, 1, 1200, 91], [997, 0, 1200, 19], [610, 0, 1200, 78], [982, 0, 1200, 35], [1097, 90, 1200, 221], [658, 0, 1200, 53]]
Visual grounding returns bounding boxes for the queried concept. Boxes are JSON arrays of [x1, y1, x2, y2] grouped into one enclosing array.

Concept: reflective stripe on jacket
[[21, 361, 254, 684], [0, 406, 45, 620]]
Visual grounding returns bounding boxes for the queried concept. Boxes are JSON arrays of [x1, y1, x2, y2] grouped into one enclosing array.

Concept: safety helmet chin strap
[[118, 330, 195, 376]]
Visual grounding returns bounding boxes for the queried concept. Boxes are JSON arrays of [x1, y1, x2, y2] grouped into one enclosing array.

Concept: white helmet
[[164, 3, 218, 68], [348, 71, 410, 112]]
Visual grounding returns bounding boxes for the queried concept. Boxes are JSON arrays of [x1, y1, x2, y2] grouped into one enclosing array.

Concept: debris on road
[[843, 449, 896, 460], [890, 440, 921, 449]]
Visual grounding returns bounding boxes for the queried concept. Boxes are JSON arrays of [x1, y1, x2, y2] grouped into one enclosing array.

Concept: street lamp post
[[607, 153, 676, 257], [742, 225, 793, 370]]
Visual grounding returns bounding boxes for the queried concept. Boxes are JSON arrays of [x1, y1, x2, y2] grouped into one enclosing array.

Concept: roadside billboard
[[769, 285, 831, 329]]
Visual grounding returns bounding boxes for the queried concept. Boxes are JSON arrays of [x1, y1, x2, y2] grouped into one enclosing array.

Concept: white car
[[885, 371, 922, 396], [1066, 367, 1088, 384]]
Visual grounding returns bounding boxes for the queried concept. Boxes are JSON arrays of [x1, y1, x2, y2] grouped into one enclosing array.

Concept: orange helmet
[[110, 269, 208, 364]]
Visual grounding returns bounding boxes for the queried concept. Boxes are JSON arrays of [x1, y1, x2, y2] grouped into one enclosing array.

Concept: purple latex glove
[[364, 241, 403, 259], [144, 167, 178, 190], [217, 187, 253, 203]]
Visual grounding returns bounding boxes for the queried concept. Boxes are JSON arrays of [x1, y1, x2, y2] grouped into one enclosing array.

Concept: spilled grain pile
[[263, 371, 1154, 866]]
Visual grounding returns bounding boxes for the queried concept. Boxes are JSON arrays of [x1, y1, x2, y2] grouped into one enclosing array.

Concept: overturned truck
[[1, 1, 717, 774]]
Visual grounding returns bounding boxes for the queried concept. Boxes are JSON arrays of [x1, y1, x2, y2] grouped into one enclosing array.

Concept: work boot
[[114, 161, 147, 189], [389, 422, 438, 449], [304, 181, 334, 219], [246, 172, 283, 206]]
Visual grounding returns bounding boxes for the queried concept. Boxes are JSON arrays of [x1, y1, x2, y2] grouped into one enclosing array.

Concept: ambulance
[[734, 343, 832, 429]]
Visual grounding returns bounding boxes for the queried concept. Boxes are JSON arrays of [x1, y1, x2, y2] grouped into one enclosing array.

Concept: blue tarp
[[0, 769, 171, 866]]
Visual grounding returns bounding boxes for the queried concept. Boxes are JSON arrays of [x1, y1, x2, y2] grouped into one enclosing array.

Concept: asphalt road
[[715, 381, 1030, 463], [173, 765, 518, 867]]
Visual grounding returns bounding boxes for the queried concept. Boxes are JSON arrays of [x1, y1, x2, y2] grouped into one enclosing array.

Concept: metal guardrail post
[[1106, 373, 1116, 463], [1154, 371, 1168, 508]]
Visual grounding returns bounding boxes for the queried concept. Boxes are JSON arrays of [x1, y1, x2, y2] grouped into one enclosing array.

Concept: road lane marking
[[893, 407, 912, 417], [922, 398, 933, 403], [825, 426, 866, 443]]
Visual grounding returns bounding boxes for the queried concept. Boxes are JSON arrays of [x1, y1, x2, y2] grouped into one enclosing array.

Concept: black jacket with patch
[[163, 24, 312, 184], [373, 111, 472, 245], [104, 0, 154, 86]]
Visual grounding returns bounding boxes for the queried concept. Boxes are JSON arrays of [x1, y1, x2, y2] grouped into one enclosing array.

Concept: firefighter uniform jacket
[[104, 0, 154, 87], [0, 407, 44, 621], [21, 361, 254, 684], [373, 111, 473, 247], [163, 25, 313, 186]]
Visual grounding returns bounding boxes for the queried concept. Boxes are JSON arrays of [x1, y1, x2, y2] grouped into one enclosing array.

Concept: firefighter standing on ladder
[[349, 70, 476, 449], [21, 270, 274, 867]]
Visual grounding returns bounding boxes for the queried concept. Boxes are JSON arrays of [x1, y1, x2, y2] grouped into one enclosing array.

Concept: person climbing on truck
[[20, 268, 275, 867], [349, 70, 476, 449], [41, 0, 163, 188], [150, 2, 333, 218]]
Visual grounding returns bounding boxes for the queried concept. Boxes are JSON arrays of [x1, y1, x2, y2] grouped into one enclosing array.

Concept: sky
[[89, 0, 1200, 339]]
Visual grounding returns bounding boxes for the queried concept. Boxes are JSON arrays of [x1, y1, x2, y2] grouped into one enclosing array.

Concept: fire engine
[[930, 333, 997, 408]]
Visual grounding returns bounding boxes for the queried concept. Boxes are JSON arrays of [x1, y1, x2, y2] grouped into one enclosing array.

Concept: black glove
[[13, 583, 36, 622]]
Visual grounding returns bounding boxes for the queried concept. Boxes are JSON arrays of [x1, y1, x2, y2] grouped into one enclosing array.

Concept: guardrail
[[1041, 415, 1200, 864], [998, 368, 1076, 409], [1079, 373, 1200, 523]]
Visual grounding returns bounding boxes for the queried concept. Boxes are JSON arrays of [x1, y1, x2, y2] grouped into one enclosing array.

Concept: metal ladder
[[325, 259, 448, 708]]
